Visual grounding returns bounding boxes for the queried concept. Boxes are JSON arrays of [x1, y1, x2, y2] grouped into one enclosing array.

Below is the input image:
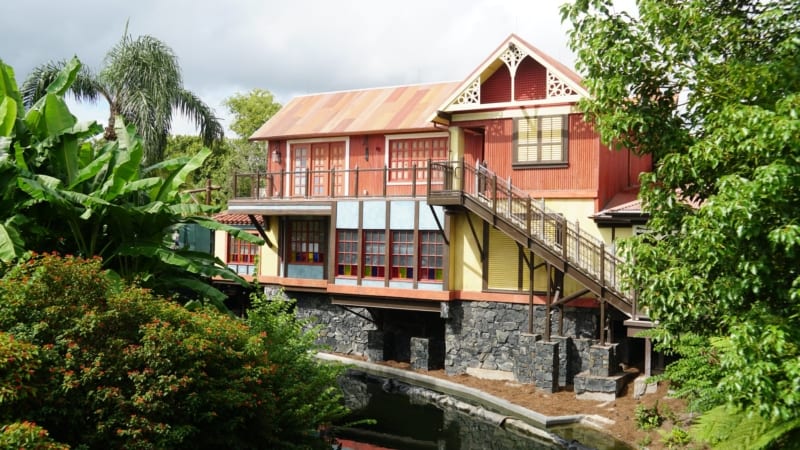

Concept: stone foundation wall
[[293, 293, 376, 355], [444, 301, 598, 385]]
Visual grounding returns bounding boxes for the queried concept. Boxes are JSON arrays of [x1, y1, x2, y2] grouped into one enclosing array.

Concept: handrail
[[231, 162, 447, 200], [428, 160, 634, 314]]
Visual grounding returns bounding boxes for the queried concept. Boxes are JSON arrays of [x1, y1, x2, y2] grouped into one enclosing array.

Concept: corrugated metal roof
[[250, 82, 459, 141]]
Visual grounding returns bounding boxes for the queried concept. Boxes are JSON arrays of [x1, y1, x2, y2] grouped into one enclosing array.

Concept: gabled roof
[[434, 34, 587, 117], [250, 82, 459, 141]]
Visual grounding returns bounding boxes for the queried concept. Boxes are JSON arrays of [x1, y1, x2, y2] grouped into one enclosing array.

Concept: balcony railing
[[232, 163, 445, 200]]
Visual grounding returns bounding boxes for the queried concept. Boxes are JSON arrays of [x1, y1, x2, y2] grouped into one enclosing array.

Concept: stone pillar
[[589, 344, 617, 376], [552, 335, 572, 387], [366, 330, 385, 362], [410, 337, 431, 370], [513, 333, 540, 383], [534, 340, 559, 393]]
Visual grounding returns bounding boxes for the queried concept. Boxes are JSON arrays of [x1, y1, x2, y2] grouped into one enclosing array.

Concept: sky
[[1, 0, 632, 138]]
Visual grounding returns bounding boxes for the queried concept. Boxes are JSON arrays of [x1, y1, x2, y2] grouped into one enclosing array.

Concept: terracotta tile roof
[[213, 213, 264, 226], [250, 81, 459, 141]]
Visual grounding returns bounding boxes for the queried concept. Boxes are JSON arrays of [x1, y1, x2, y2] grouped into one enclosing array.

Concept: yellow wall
[[213, 230, 228, 262], [450, 213, 483, 292], [259, 217, 280, 277], [542, 198, 604, 242]]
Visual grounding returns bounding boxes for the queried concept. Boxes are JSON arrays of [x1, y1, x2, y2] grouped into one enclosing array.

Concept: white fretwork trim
[[500, 44, 525, 74], [454, 77, 480, 105], [547, 69, 577, 98]]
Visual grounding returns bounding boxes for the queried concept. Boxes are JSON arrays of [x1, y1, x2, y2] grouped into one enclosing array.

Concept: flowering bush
[[0, 254, 346, 449]]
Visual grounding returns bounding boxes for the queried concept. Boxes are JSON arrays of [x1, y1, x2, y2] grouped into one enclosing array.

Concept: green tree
[[20, 27, 223, 165], [0, 57, 258, 305], [223, 88, 281, 139], [0, 254, 347, 449], [563, 0, 800, 445]]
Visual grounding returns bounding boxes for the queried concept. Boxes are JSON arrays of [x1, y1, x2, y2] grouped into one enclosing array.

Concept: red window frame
[[388, 137, 448, 181], [336, 229, 358, 276], [419, 231, 444, 281], [362, 230, 386, 278], [390, 230, 414, 279], [289, 220, 325, 265], [228, 233, 259, 265]]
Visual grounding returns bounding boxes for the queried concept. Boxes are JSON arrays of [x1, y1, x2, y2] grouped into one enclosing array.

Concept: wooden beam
[[247, 214, 274, 248]]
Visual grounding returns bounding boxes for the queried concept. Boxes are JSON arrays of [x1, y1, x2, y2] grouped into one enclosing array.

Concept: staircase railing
[[428, 160, 635, 315]]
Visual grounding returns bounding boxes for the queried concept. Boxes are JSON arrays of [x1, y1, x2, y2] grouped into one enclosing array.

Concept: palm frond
[[21, 60, 102, 108], [173, 88, 224, 147]]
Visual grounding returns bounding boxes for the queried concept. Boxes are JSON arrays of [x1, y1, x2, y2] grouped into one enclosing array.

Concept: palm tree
[[21, 28, 224, 165]]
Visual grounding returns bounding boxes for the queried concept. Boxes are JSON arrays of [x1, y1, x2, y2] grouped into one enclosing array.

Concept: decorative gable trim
[[433, 34, 587, 118]]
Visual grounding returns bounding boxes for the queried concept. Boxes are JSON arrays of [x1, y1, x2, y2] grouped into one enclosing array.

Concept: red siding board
[[514, 57, 547, 101], [481, 65, 512, 104], [454, 115, 600, 200]]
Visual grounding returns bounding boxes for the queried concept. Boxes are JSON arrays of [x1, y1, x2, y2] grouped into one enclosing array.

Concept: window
[[289, 220, 325, 264], [514, 115, 568, 165], [388, 137, 448, 181], [391, 230, 414, 279], [362, 230, 386, 278], [336, 230, 358, 276], [228, 234, 259, 265], [292, 145, 308, 196], [419, 231, 444, 281]]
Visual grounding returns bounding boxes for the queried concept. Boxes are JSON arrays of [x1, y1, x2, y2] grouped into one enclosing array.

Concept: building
[[215, 35, 654, 398]]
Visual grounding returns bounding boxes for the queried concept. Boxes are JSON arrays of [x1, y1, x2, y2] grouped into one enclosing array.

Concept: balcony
[[232, 163, 446, 202]]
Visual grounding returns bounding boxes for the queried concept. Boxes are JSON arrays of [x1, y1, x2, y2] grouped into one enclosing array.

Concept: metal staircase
[[426, 160, 646, 320]]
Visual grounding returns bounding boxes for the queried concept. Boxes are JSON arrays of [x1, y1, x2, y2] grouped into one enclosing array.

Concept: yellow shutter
[[487, 227, 519, 290], [540, 116, 563, 162]]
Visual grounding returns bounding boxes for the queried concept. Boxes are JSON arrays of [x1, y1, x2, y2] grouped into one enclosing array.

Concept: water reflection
[[336, 371, 560, 450]]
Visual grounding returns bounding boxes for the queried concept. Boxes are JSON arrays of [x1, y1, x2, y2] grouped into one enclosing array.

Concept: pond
[[335, 371, 631, 450]]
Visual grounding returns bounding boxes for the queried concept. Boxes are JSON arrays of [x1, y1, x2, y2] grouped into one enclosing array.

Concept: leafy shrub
[[660, 426, 691, 448], [0, 421, 69, 450], [0, 254, 346, 449], [635, 402, 664, 431]]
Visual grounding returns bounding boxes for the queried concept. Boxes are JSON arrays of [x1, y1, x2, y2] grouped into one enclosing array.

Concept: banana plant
[[0, 57, 261, 306]]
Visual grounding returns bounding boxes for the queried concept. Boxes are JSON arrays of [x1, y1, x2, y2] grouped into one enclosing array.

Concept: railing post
[[355, 166, 360, 198], [279, 170, 285, 198], [507, 177, 512, 218], [383, 165, 388, 197], [233, 174, 239, 198], [526, 196, 532, 236], [426, 159, 433, 193], [255, 172, 261, 199], [600, 243, 605, 285], [330, 167, 335, 198], [304, 167, 310, 198], [411, 164, 417, 198], [492, 174, 498, 217]]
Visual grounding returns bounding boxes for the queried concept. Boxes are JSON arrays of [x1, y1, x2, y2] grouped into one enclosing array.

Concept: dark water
[[336, 371, 631, 450]]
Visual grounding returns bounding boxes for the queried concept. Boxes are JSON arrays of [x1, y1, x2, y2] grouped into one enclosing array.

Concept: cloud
[[2, 0, 596, 135]]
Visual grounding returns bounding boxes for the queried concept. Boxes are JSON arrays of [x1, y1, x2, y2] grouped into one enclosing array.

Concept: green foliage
[[659, 426, 691, 449], [163, 135, 267, 204], [647, 331, 724, 413], [223, 88, 281, 139], [20, 27, 223, 165], [0, 422, 69, 450], [691, 405, 800, 450], [0, 254, 347, 449], [563, 0, 800, 439], [0, 57, 261, 303], [245, 290, 349, 446], [635, 402, 664, 431]]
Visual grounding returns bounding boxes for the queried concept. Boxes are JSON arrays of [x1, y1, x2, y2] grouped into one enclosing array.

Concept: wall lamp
[[271, 143, 281, 163]]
